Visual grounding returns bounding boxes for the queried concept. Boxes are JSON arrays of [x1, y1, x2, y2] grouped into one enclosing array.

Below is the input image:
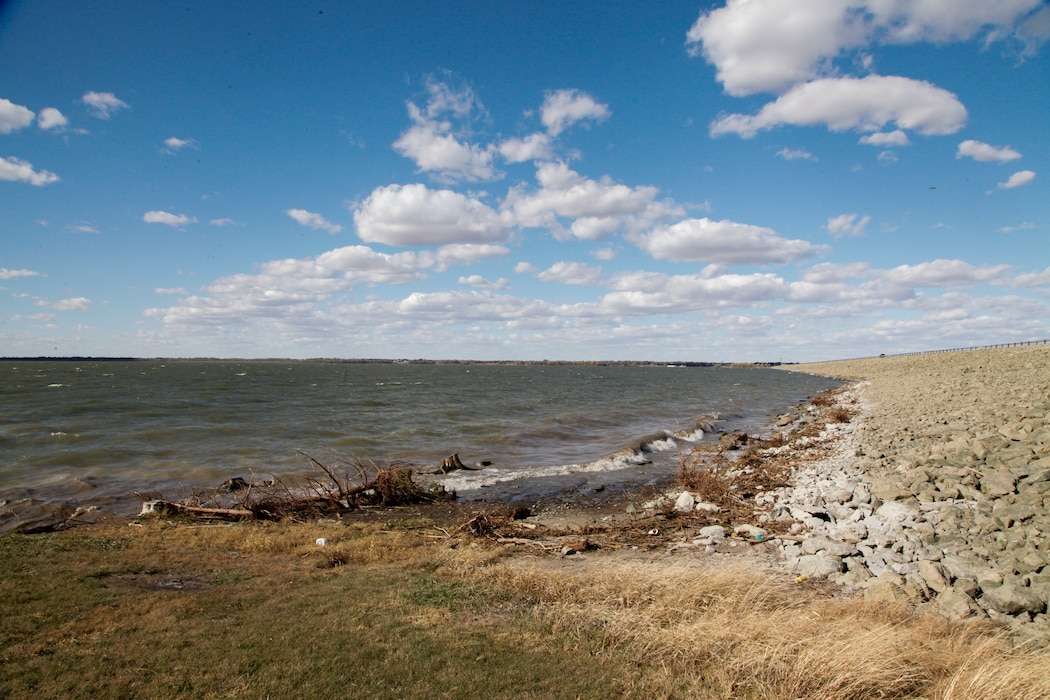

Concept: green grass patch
[[0, 520, 638, 699]]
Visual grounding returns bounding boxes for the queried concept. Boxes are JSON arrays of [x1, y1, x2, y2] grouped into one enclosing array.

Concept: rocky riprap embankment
[[767, 346, 1050, 641]]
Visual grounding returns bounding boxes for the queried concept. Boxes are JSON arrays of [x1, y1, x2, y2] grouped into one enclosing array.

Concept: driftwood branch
[[140, 452, 455, 523], [140, 500, 253, 521]]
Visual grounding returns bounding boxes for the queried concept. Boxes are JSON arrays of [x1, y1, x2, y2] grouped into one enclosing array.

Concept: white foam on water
[[438, 447, 654, 493]]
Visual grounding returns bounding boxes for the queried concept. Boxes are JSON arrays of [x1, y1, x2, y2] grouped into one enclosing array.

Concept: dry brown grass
[[811, 393, 836, 407], [452, 555, 1050, 699], [827, 405, 853, 423], [7, 509, 1050, 699]]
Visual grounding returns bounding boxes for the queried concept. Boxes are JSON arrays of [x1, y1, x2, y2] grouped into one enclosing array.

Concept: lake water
[[0, 360, 839, 513]]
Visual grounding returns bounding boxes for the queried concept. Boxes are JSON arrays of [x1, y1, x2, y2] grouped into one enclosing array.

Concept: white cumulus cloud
[[498, 133, 554, 163], [143, 210, 196, 227], [997, 170, 1036, 189], [540, 89, 610, 136], [163, 137, 198, 154], [537, 261, 604, 286], [633, 218, 825, 265], [0, 267, 42, 279], [957, 139, 1022, 162], [37, 297, 93, 311], [686, 0, 1043, 96], [865, 0, 1044, 44], [458, 275, 509, 290], [686, 0, 864, 96], [710, 75, 967, 138], [503, 161, 681, 241], [0, 156, 60, 186], [880, 259, 1010, 287], [82, 91, 129, 119], [0, 98, 34, 133], [859, 130, 910, 146], [392, 80, 498, 182], [354, 183, 506, 246], [286, 209, 342, 234], [775, 147, 816, 160], [434, 243, 510, 270], [37, 107, 68, 131], [826, 213, 871, 238]]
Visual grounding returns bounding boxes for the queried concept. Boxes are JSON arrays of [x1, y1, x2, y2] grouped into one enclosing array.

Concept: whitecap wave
[[436, 447, 654, 493]]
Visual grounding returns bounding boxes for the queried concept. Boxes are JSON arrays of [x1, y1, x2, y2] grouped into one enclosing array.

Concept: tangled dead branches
[[140, 452, 455, 522]]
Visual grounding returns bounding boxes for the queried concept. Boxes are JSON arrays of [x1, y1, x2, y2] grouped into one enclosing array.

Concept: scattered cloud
[[145, 244, 436, 327], [686, 0, 1043, 96], [66, 224, 100, 234], [859, 130, 909, 147], [37, 107, 68, 131], [155, 287, 188, 295], [285, 208, 342, 234], [1017, 4, 1050, 55], [0, 156, 60, 186], [163, 137, 198, 154], [143, 210, 197, 227], [392, 79, 498, 182], [82, 91, 129, 119], [209, 218, 238, 227], [826, 213, 871, 238], [710, 76, 967, 139], [0, 97, 35, 133], [881, 259, 1010, 288], [540, 89, 610, 136], [354, 183, 506, 246], [537, 261, 604, 286], [498, 133, 554, 163], [433, 243, 510, 270], [957, 139, 1022, 162], [997, 170, 1036, 189], [1002, 266, 1050, 288], [877, 150, 899, 165], [458, 274, 509, 290], [686, 0, 863, 96], [37, 296, 93, 311], [502, 161, 682, 241], [633, 217, 825, 265], [867, 1, 1045, 45], [775, 147, 816, 160], [602, 269, 788, 314], [0, 267, 43, 280], [997, 222, 1036, 233]]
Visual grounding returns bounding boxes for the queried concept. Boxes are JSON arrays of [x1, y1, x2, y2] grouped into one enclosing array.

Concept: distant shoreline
[[4, 339, 1045, 365], [1, 356, 767, 367]]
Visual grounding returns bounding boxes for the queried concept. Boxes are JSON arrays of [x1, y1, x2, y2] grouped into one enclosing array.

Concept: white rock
[[734, 524, 768, 539], [797, 554, 845, 578], [919, 560, 950, 593], [698, 525, 726, 540], [673, 491, 695, 513], [876, 500, 919, 522]]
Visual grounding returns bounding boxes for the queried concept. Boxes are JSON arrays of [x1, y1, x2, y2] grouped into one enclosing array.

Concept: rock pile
[[770, 346, 1050, 640]]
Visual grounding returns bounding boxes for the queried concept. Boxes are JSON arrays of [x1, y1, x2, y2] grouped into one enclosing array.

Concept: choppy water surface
[[0, 360, 839, 512]]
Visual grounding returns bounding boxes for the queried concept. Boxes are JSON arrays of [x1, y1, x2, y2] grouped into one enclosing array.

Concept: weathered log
[[439, 452, 483, 473], [140, 500, 253, 520]]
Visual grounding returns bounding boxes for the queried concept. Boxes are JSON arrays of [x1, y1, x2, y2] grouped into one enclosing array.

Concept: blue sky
[[1, 0, 1048, 361]]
